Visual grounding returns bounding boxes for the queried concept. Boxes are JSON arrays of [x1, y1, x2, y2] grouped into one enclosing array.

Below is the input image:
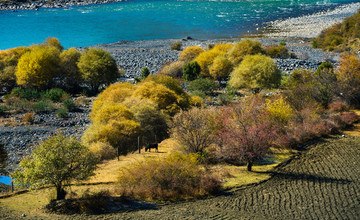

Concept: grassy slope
[[0, 137, 295, 216]]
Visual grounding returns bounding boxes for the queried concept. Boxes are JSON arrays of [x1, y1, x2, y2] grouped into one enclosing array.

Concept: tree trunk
[[247, 161, 253, 171], [56, 186, 66, 200]]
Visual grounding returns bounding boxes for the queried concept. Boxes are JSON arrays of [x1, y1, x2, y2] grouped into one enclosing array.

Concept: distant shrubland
[[313, 9, 360, 52]]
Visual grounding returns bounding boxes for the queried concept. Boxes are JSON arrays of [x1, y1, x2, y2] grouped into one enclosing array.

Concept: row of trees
[[159, 39, 285, 92], [0, 37, 121, 94]]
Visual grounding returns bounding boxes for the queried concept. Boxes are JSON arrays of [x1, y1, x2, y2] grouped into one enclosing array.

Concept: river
[[0, 0, 358, 50]]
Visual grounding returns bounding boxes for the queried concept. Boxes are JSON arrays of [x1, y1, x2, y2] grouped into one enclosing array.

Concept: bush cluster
[[313, 9, 360, 52], [118, 152, 221, 201], [0, 37, 122, 94], [83, 76, 196, 160]]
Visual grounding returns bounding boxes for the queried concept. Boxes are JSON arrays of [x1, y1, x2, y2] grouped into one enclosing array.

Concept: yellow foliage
[[178, 46, 204, 62], [157, 61, 184, 78], [336, 54, 360, 83], [212, 43, 233, 53], [189, 95, 204, 107], [266, 96, 294, 125], [194, 48, 225, 77], [15, 45, 60, 89], [227, 39, 264, 65], [91, 82, 134, 117], [209, 55, 233, 80], [88, 141, 117, 161], [229, 54, 281, 90], [91, 103, 134, 124], [132, 81, 181, 115]]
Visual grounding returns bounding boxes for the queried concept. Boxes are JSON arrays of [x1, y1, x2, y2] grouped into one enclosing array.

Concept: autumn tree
[[170, 108, 218, 154], [336, 53, 360, 107], [43, 37, 64, 51], [217, 97, 282, 171], [158, 61, 184, 78], [209, 55, 233, 81], [179, 46, 204, 62], [194, 48, 225, 77], [15, 45, 61, 89], [59, 48, 82, 92], [83, 103, 141, 157], [229, 54, 281, 91], [227, 39, 264, 65], [123, 97, 169, 144], [77, 48, 120, 93], [11, 133, 97, 200]]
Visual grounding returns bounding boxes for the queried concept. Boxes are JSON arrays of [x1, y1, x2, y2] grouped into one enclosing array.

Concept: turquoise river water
[[0, 0, 359, 50]]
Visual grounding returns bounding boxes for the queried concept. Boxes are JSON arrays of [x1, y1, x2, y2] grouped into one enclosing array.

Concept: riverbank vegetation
[[313, 9, 360, 52], [1, 35, 360, 216]]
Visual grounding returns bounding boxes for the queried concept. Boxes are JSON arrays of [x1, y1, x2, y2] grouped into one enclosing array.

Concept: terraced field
[[115, 135, 360, 219], [1, 135, 359, 219]]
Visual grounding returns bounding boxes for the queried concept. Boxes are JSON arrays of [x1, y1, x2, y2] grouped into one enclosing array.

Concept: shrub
[[140, 67, 150, 78], [338, 112, 359, 126], [88, 141, 117, 161], [265, 96, 294, 126], [189, 95, 204, 107], [30, 100, 53, 113], [170, 41, 182, 51], [23, 112, 35, 123], [229, 54, 281, 90], [0, 66, 17, 92], [183, 61, 201, 81], [118, 152, 221, 201], [227, 39, 264, 65], [91, 82, 134, 116], [59, 48, 82, 92], [63, 99, 76, 112], [10, 88, 40, 101], [187, 78, 218, 94], [217, 93, 232, 106], [336, 54, 360, 107], [78, 48, 120, 93], [328, 101, 350, 112], [132, 81, 181, 115], [43, 88, 68, 102], [56, 108, 68, 118], [264, 45, 290, 58], [179, 46, 204, 62], [212, 43, 233, 53], [194, 48, 225, 77], [0, 105, 7, 116], [158, 61, 184, 78], [43, 37, 64, 51], [209, 55, 233, 80], [170, 107, 218, 154], [16, 45, 60, 89]]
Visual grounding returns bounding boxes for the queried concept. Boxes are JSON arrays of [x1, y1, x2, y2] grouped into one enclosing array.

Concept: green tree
[[11, 133, 97, 200], [78, 48, 120, 93], [229, 54, 281, 91], [183, 61, 201, 81], [15, 45, 61, 89], [141, 67, 150, 78]]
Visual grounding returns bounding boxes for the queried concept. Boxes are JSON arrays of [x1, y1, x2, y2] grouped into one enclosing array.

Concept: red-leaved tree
[[217, 97, 285, 171]]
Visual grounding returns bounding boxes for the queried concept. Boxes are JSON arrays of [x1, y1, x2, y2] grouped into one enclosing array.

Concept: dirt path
[[1, 133, 359, 219]]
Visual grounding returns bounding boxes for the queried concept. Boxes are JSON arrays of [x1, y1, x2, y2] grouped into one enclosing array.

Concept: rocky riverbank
[[264, 2, 360, 38], [0, 0, 125, 11], [92, 37, 339, 78]]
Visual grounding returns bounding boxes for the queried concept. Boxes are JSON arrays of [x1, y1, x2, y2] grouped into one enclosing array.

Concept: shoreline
[[0, 0, 125, 11], [263, 2, 360, 38]]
